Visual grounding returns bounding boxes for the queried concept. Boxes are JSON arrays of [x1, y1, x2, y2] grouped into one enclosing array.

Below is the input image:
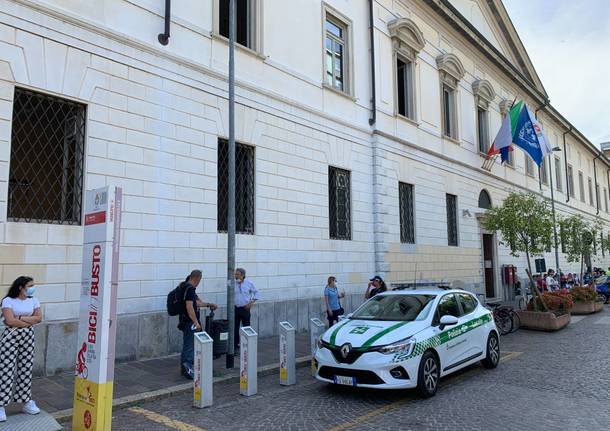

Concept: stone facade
[[0, 0, 608, 375]]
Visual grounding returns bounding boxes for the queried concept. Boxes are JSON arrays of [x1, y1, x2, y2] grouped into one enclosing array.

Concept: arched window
[[478, 190, 492, 209]]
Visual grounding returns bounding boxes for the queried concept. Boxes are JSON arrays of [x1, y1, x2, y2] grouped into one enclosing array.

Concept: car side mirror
[[439, 315, 458, 330]]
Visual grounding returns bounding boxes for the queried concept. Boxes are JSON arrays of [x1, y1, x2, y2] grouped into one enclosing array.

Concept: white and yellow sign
[[72, 186, 122, 431]]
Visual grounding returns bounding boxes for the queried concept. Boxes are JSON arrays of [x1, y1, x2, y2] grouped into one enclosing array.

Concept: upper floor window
[[399, 182, 415, 244], [499, 99, 514, 167], [218, 0, 259, 50], [8, 88, 86, 224], [476, 107, 489, 154], [388, 18, 425, 121], [329, 167, 351, 240], [540, 160, 548, 185], [588, 177, 594, 206], [472, 80, 495, 155], [605, 188, 609, 213], [324, 10, 351, 94], [436, 54, 465, 141], [217, 139, 255, 234], [525, 154, 536, 177], [554, 157, 563, 192], [596, 184, 600, 209], [567, 165, 575, 198], [578, 172, 585, 202]]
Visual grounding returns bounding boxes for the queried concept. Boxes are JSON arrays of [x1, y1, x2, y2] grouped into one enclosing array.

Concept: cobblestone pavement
[[67, 307, 610, 431]]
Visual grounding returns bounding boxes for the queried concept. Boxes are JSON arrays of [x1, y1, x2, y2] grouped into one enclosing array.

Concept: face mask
[[26, 286, 36, 297]]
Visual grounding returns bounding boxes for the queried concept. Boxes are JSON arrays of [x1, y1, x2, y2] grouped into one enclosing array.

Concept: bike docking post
[[309, 318, 325, 376], [239, 326, 257, 396], [279, 321, 296, 386], [193, 331, 213, 408]]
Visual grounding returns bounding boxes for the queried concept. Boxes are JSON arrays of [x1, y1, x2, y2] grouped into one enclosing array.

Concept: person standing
[[545, 269, 559, 292], [1, 276, 42, 422], [324, 276, 345, 327], [365, 275, 387, 299], [234, 268, 259, 350], [178, 270, 218, 380]]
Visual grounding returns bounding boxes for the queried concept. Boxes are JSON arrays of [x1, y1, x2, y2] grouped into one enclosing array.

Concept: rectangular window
[[540, 160, 548, 185], [476, 107, 489, 154], [396, 57, 414, 119], [325, 14, 348, 93], [579, 172, 585, 202], [567, 165, 575, 198], [596, 184, 600, 209], [329, 167, 351, 240], [525, 154, 536, 177], [446, 194, 458, 246], [554, 157, 562, 191], [506, 149, 515, 167], [219, 0, 255, 49], [605, 188, 609, 213], [442, 85, 456, 139], [217, 139, 255, 234], [8, 88, 86, 224], [588, 178, 594, 206], [399, 182, 415, 244]]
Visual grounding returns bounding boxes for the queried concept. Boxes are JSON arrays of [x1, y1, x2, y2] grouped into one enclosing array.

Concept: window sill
[[443, 135, 460, 145], [211, 33, 267, 60], [322, 83, 357, 102], [397, 114, 419, 127]]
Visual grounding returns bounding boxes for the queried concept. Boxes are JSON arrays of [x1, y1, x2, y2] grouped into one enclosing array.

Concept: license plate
[[333, 375, 356, 386]]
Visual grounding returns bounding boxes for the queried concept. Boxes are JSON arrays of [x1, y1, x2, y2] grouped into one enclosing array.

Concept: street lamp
[[547, 146, 562, 280]]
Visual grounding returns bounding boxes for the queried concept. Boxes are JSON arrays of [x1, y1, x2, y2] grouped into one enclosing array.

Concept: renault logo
[[340, 343, 352, 358]]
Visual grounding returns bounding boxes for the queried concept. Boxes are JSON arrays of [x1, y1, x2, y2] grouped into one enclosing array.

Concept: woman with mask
[[0, 276, 42, 422], [324, 276, 345, 327]]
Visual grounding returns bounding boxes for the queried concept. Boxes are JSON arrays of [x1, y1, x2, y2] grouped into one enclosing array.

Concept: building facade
[[0, 0, 608, 375]]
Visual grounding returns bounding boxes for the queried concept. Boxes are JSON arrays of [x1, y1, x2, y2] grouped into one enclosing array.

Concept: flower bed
[[569, 286, 603, 315]]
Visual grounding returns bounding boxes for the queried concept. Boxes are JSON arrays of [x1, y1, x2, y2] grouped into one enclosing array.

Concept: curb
[[53, 355, 312, 423]]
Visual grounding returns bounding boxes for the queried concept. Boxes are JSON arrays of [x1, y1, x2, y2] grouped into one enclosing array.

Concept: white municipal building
[[0, 0, 609, 374]]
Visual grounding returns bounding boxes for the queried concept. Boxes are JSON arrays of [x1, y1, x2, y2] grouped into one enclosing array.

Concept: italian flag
[[485, 100, 524, 163]]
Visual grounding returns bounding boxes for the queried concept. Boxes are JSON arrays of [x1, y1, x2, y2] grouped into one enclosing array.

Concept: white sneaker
[[0, 406, 6, 422], [22, 400, 40, 415]]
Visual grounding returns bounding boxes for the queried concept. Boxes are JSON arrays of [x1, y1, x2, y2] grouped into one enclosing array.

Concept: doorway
[[482, 234, 495, 298]]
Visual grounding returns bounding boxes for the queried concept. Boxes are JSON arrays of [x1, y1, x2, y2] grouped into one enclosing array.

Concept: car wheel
[[417, 351, 440, 398], [481, 332, 500, 369]]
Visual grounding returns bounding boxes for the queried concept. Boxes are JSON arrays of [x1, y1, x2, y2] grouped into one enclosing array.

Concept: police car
[[314, 288, 499, 397]]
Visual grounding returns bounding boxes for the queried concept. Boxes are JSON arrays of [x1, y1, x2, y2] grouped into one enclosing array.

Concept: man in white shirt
[[234, 268, 259, 350], [545, 269, 559, 291]]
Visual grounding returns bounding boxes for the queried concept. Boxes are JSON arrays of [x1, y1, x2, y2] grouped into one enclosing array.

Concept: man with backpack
[[168, 270, 217, 380]]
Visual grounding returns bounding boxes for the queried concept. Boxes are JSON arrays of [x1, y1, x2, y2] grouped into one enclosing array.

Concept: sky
[[503, 0, 610, 146]]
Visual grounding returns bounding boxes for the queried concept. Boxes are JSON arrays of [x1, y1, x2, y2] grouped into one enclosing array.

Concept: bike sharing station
[[279, 322, 296, 386], [309, 318, 325, 376], [239, 326, 258, 396], [193, 331, 214, 408], [73, 186, 123, 431]]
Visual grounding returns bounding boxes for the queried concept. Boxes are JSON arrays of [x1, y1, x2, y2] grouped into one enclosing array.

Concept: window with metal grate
[[399, 182, 415, 244], [217, 138, 255, 234], [8, 88, 86, 224], [446, 193, 458, 246], [329, 167, 351, 240]]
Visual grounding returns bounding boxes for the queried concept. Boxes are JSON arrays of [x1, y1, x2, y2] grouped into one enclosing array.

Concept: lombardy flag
[[484, 100, 553, 167]]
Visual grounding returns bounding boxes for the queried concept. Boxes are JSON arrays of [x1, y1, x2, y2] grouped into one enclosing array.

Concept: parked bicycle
[[485, 303, 520, 335]]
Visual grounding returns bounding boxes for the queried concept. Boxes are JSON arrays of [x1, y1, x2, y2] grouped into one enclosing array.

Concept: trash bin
[[211, 319, 229, 357]]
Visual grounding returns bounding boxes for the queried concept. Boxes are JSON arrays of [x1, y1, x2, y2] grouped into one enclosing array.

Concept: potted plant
[[483, 192, 570, 331], [569, 286, 604, 314]]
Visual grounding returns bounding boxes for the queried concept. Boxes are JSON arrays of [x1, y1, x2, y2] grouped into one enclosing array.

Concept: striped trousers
[[0, 327, 35, 406]]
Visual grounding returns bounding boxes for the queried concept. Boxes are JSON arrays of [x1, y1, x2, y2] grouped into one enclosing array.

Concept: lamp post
[[548, 147, 562, 280]]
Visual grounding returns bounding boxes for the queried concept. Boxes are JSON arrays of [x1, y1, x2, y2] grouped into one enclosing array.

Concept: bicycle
[[485, 303, 515, 335]]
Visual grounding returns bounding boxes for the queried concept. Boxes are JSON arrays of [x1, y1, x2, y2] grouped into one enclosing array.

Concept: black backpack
[[166, 282, 189, 316]]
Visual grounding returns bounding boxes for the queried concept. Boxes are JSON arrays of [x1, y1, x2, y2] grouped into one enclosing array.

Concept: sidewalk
[[28, 332, 312, 419]]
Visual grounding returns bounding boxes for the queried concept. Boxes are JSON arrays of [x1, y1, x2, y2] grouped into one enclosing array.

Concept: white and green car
[[314, 288, 499, 397]]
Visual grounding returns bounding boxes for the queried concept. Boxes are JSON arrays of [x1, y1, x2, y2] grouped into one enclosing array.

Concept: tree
[[559, 215, 602, 284], [482, 192, 553, 311]]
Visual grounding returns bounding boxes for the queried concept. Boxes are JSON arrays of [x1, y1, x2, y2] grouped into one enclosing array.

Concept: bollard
[[193, 331, 213, 408], [309, 318, 325, 376], [279, 321, 296, 385], [239, 326, 258, 396]]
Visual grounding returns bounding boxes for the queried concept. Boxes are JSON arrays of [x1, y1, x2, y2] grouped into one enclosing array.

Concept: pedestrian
[[365, 275, 387, 299], [1, 276, 42, 422], [178, 270, 218, 380], [324, 276, 345, 327], [234, 268, 259, 350], [545, 269, 559, 292]]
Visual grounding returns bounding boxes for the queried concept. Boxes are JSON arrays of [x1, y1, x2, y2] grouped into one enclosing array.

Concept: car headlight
[[378, 338, 416, 355]]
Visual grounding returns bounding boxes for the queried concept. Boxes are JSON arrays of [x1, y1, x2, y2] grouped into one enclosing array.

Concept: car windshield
[[351, 294, 436, 321]]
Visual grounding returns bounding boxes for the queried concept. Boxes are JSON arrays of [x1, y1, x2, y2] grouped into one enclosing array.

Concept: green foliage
[[528, 290, 573, 315], [482, 192, 553, 260], [570, 286, 598, 303], [558, 215, 602, 265]]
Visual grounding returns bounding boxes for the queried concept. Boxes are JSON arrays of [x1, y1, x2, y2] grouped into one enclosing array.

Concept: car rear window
[[351, 294, 436, 321]]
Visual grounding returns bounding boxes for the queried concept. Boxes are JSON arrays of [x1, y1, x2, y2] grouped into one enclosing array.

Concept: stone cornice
[[472, 79, 495, 104], [387, 17, 426, 55], [436, 52, 465, 83]]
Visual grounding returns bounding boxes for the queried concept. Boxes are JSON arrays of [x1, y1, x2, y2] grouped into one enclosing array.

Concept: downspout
[[535, 100, 548, 192], [562, 127, 572, 202], [594, 153, 602, 215], [368, 0, 377, 126], [158, 0, 171, 45]]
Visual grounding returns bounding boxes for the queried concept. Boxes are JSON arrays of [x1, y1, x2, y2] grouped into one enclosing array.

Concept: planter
[[571, 300, 604, 315], [517, 310, 571, 331]]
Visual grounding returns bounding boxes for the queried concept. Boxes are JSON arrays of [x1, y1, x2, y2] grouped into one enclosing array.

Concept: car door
[[432, 293, 464, 373], [456, 292, 485, 360]]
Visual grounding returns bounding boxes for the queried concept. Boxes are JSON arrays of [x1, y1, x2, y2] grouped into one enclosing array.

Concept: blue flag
[[512, 106, 552, 166]]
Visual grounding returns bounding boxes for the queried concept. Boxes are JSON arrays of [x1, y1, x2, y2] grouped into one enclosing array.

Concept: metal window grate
[[446, 194, 458, 246], [399, 182, 415, 244], [217, 138, 255, 234], [8, 88, 86, 224], [329, 167, 351, 240]]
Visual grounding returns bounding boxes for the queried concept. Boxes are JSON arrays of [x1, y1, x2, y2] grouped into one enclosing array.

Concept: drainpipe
[[594, 153, 602, 215], [158, 0, 171, 45], [562, 127, 572, 202], [368, 0, 377, 126], [534, 101, 548, 193]]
